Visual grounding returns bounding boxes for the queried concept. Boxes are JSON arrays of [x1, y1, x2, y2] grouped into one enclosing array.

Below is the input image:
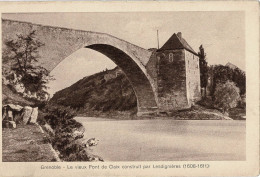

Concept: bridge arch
[[2, 19, 158, 115], [84, 44, 157, 115]]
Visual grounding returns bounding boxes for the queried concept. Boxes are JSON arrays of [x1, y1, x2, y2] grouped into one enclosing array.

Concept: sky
[[2, 12, 245, 96]]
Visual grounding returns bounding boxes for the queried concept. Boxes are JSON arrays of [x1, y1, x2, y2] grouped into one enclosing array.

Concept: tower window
[[169, 53, 174, 62]]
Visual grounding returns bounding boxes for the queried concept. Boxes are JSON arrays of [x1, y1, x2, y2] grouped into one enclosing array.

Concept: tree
[[5, 31, 43, 76], [4, 30, 53, 98], [213, 81, 241, 115], [198, 45, 208, 97], [209, 65, 245, 97], [232, 68, 246, 95]]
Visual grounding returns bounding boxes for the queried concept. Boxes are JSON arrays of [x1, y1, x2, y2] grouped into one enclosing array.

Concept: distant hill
[[49, 67, 137, 114]]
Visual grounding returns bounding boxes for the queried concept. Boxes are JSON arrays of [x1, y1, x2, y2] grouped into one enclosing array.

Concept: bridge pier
[[137, 107, 158, 117]]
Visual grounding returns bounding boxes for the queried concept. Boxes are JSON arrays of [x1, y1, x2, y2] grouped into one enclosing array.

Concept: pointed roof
[[158, 33, 198, 56]]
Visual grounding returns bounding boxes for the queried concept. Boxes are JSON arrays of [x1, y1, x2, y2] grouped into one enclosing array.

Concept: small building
[[155, 32, 201, 112], [104, 67, 124, 81]]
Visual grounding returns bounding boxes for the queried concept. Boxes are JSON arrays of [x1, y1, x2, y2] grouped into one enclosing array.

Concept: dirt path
[[2, 124, 57, 162]]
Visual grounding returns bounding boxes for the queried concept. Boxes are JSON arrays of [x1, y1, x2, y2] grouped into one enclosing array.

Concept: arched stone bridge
[[2, 19, 160, 116]]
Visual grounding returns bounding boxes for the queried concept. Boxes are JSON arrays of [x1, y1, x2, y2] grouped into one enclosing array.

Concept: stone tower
[[155, 32, 201, 113]]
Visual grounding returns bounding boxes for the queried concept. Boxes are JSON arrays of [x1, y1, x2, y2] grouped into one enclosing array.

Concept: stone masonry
[[2, 19, 201, 116]]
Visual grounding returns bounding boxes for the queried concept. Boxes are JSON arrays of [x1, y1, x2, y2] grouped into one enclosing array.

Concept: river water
[[75, 117, 246, 161]]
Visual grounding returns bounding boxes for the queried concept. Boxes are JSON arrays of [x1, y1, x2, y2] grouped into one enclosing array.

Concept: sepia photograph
[[0, 1, 259, 176], [1, 11, 247, 162]]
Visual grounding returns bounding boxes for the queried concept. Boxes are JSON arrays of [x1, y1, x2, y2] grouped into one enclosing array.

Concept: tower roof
[[158, 32, 198, 56]]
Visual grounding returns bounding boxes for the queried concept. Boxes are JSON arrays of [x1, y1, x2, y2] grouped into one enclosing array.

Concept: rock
[[72, 126, 85, 140], [26, 91, 31, 98], [2, 77, 10, 85], [43, 123, 54, 135], [22, 106, 33, 124], [31, 92, 37, 98], [83, 138, 99, 147], [30, 107, 38, 123], [72, 130, 84, 140], [9, 121, 16, 128], [89, 155, 104, 162], [14, 83, 25, 93], [4, 104, 23, 112], [7, 110, 13, 121], [223, 112, 229, 116]]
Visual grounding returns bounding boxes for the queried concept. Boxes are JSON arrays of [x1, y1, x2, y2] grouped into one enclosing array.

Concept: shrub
[[43, 105, 77, 129], [213, 81, 241, 114], [42, 105, 93, 161], [37, 110, 47, 125]]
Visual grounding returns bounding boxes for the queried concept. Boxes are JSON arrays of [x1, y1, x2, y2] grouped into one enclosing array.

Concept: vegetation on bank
[[38, 105, 103, 161], [203, 65, 245, 118], [208, 64, 246, 97], [197, 45, 245, 118]]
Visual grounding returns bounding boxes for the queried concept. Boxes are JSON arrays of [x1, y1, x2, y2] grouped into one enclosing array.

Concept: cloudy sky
[[3, 12, 245, 95]]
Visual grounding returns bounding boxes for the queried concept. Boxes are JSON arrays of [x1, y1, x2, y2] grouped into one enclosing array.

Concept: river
[[75, 117, 246, 161]]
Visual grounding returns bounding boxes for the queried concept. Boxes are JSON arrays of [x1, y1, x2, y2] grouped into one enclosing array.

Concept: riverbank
[[78, 105, 237, 120], [2, 123, 58, 162]]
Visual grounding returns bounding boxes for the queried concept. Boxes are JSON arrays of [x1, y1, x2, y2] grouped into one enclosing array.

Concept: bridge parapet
[[2, 19, 158, 116], [2, 19, 152, 71]]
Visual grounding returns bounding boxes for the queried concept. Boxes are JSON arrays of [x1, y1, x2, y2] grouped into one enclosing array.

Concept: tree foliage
[[5, 31, 43, 75], [213, 81, 241, 113], [209, 65, 246, 96], [198, 45, 208, 89], [42, 105, 101, 161], [4, 30, 53, 97]]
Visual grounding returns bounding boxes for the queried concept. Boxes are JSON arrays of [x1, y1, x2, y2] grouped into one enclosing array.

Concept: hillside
[[50, 64, 246, 120], [2, 84, 34, 106], [50, 67, 137, 115]]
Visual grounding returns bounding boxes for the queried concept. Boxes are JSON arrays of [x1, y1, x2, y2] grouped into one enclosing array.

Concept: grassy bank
[[2, 124, 57, 162]]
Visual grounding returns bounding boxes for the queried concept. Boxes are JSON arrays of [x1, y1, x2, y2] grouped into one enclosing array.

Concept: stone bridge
[[2, 19, 159, 116]]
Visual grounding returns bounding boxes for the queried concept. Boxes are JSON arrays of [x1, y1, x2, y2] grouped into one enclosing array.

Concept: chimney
[[177, 32, 182, 39]]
